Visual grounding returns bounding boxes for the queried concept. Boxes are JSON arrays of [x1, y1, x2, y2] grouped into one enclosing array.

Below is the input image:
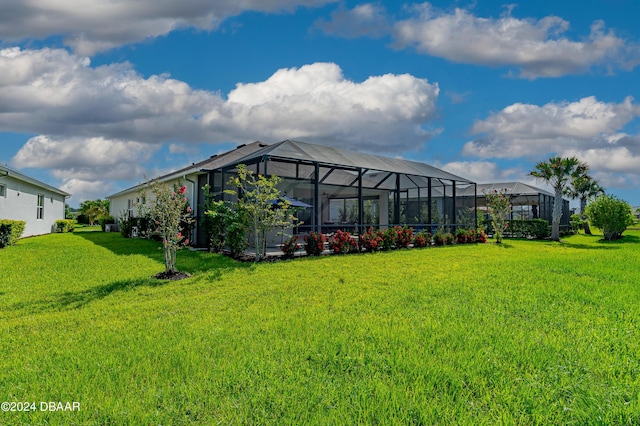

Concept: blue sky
[[1, 0, 639, 207]]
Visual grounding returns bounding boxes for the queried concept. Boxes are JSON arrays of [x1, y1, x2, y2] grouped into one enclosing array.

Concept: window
[[37, 194, 45, 219], [0, 184, 5, 198], [127, 199, 134, 218]]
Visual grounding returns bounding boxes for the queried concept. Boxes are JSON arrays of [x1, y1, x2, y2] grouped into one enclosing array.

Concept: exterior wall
[[0, 176, 66, 237], [108, 174, 202, 243]]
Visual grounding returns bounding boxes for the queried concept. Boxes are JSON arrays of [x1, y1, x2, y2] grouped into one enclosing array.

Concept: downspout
[[184, 175, 197, 246]]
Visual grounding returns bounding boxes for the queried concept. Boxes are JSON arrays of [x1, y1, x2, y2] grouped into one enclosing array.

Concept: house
[[0, 164, 70, 238], [108, 140, 477, 246], [462, 182, 571, 230]]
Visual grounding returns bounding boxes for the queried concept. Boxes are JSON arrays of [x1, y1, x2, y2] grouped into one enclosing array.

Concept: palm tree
[[566, 174, 604, 234], [530, 156, 587, 241]]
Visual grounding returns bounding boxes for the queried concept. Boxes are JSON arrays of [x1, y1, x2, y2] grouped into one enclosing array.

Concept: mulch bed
[[154, 271, 192, 281]]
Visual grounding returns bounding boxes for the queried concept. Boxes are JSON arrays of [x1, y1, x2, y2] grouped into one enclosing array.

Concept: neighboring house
[[108, 140, 477, 247], [0, 164, 70, 238], [464, 182, 571, 230]]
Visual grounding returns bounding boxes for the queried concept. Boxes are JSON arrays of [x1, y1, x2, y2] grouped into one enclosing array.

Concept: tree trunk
[[551, 188, 563, 241], [580, 197, 591, 234]]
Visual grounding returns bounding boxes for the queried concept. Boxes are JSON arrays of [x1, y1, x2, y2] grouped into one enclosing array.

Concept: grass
[[1, 229, 640, 424]]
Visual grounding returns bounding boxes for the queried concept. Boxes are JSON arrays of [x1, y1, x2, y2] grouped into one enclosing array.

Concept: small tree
[[530, 156, 587, 241], [484, 188, 510, 243], [585, 194, 635, 241], [228, 164, 298, 262], [79, 199, 110, 225], [146, 180, 194, 276]]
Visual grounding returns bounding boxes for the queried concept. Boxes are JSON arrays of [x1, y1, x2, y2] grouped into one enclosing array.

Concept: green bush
[[98, 216, 115, 232], [118, 215, 152, 238], [585, 194, 635, 241], [569, 214, 583, 234], [0, 220, 26, 248], [55, 219, 76, 233]]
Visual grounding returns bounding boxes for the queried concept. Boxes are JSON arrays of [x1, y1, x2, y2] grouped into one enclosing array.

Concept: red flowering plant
[[476, 228, 488, 243], [329, 229, 359, 254], [455, 228, 469, 244], [360, 227, 384, 252], [412, 230, 431, 248], [303, 232, 325, 256], [281, 235, 299, 259], [395, 226, 414, 248]]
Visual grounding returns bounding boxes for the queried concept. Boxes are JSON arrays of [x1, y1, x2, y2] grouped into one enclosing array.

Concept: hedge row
[[484, 219, 550, 239], [0, 220, 26, 248]]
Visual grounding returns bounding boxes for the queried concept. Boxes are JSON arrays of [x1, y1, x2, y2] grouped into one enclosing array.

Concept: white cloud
[[318, 3, 639, 78], [217, 62, 440, 152], [439, 161, 518, 183], [0, 0, 336, 55], [462, 99, 640, 189], [316, 3, 390, 38], [5, 48, 440, 182], [59, 178, 116, 206], [12, 135, 160, 205], [463, 96, 639, 158]]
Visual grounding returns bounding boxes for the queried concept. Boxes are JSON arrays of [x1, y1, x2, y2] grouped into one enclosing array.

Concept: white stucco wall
[[0, 176, 67, 238], [109, 176, 199, 222]]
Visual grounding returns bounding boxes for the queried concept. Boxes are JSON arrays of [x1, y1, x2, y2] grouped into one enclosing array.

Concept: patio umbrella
[[268, 195, 312, 208]]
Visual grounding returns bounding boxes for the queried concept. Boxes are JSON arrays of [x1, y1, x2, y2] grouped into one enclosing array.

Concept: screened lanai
[[204, 140, 477, 235], [464, 182, 570, 229]]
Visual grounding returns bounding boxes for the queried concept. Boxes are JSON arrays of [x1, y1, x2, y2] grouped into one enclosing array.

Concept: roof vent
[[237, 143, 246, 148], [209, 154, 218, 159]]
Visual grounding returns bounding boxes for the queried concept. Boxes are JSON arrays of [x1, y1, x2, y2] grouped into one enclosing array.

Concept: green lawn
[[1, 229, 640, 424]]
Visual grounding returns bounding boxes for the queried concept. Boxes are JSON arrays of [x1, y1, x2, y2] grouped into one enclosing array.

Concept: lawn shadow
[[9, 277, 164, 313], [53, 277, 165, 310], [560, 233, 639, 250], [72, 231, 250, 275]]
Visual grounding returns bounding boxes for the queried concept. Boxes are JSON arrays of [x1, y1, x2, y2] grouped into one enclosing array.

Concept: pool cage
[[203, 140, 477, 237], [468, 182, 570, 230]]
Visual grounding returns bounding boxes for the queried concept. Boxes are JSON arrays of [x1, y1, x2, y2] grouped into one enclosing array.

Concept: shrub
[[281, 235, 299, 259], [395, 226, 413, 249], [433, 232, 445, 246], [444, 233, 455, 245], [329, 229, 359, 254], [455, 228, 469, 244], [0, 220, 26, 248], [413, 230, 430, 248], [98, 215, 115, 232], [381, 227, 396, 250], [585, 194, 635, 241], [304, 232, 325, 256], [118, 215, 152, 239], [202, 200, 230, 253], [569, 214, 583, 234], [55, 219, 75, 233], [360, 227, 384, 252]]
